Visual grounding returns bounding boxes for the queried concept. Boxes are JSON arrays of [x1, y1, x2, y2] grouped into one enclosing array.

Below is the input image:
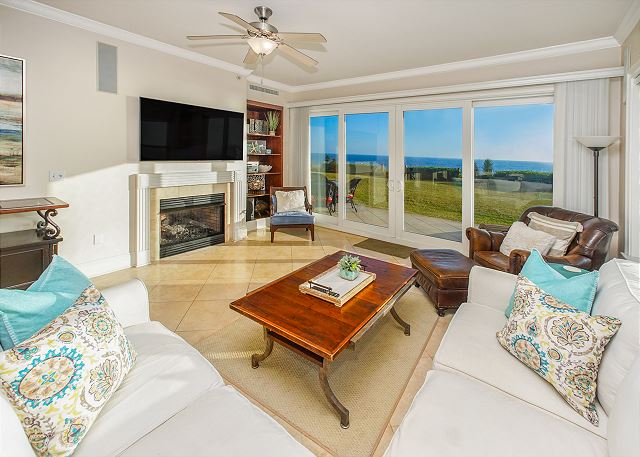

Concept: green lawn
[[314, 171, 552, 226]]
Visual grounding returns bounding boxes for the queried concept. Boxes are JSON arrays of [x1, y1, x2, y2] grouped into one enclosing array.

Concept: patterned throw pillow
[[496, 275, 621, 425], [0, 286, 136, 457]]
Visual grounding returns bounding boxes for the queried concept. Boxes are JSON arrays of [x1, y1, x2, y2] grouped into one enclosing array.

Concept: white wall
[[0, 6, 248, 275]]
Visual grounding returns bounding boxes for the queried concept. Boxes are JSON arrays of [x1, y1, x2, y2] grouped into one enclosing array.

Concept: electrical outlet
[[49, 170, 65, 182], [93, 233, 105, 246]]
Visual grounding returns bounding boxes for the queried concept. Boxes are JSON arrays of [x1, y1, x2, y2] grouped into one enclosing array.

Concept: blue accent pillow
[[0, 255, 91, 349], [505, 249, 599, 317]]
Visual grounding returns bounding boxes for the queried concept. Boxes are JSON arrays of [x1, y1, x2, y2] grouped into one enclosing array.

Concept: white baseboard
[[78, 254, 132, 278]]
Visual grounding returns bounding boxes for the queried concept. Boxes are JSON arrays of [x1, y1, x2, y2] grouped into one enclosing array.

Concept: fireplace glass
[[159, 193, 225, 258]]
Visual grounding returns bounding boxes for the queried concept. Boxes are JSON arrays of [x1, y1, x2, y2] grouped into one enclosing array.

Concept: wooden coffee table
[[230, 251, 418, 428]]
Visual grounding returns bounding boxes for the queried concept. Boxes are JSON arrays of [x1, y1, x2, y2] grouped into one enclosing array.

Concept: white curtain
[[553, 79, 610, 217], [285, 106, 310, 188]]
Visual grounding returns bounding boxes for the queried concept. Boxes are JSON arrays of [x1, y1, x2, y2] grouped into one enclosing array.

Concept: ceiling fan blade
[[219, 12, 260, 34], [276, 32, 327, 43], [187, 35, 246, 40], [278, 43, 318, 67], [244, 48, 259, 65]]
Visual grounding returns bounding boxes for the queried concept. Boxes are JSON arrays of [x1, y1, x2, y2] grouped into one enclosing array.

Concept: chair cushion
[[409, 249, 475, 290], [271, 211, 314, 226], [74, 321, 223, 457], [527, 211, 583, 257], [384, 370, 607, 457], [499, 221, 557, 257], [119, 385, 313, 457], [591, 259, 640, 415], [275, 190, 306, 213], [433, 301, 608, 437], [473, 251, 511, 272]]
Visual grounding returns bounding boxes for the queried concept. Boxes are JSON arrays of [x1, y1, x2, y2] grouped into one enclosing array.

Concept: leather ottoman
[[410, 249, 475, 316]]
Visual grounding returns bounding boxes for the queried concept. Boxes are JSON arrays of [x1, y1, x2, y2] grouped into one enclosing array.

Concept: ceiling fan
[[187, 6, 326, 67]]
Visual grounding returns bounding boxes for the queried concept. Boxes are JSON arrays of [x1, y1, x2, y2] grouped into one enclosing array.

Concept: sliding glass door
[[473, 102, 554, 226], [344, 111, 392, 231], [400, 106, 464, 242], [307, 95, 555, 248], [309, 114, 339, 221]]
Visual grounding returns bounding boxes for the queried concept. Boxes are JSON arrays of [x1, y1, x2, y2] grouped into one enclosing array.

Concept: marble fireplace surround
[[130, 170, 243, 267]]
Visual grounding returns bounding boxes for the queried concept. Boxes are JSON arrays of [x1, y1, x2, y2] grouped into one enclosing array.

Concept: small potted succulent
[[265, 111, 280, 136], [338, 254, 361, 281]]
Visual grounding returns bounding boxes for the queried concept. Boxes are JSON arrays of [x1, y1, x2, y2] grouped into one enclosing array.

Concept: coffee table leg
[[390, 307, 411, 336], [319, 359, 349, 429], [251, 329, 274, 369]]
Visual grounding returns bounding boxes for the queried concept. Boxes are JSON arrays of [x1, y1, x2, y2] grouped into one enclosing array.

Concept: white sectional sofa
[[386, 259, 640, 457], [0, 279, 312, 457]]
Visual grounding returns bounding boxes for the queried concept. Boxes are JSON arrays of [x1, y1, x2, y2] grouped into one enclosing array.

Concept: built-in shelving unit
[[246, 100, 284, 221]]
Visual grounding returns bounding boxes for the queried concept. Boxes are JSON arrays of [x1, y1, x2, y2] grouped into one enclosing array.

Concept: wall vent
[[249, 84, 279, 96]]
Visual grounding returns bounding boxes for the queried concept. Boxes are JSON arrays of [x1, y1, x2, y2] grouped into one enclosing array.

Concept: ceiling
[[38, 0, 634, 87]]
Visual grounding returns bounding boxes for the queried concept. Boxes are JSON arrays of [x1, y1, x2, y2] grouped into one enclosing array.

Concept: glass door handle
[[396, 180, 404, 192], [387, 180, 395, 191]]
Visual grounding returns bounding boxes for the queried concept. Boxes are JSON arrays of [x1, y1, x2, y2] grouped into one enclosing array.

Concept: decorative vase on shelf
[[338, 254, 361, 281], [269, 130, 276, 136]]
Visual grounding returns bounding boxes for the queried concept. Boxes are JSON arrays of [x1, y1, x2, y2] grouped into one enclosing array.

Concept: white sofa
[[386, 258, 640, 457], [0, 279, 312, 457]]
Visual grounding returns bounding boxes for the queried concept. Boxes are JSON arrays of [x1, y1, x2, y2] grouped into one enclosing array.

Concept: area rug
[[195, 292, 438, 457], [353, 238, 415, 258]]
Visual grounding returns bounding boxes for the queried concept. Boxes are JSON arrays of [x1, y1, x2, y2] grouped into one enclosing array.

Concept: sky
[[310, 103, 554, 163]]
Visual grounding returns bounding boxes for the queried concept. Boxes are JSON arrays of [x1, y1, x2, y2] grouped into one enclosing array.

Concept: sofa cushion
[[0, 391, 35, 457], [384, 370, 607, 457], [433, 301, 608, 437], [119, 385, 313, 457], [591, 259, 640, 415], [527, 211, 583, 257], [275, 190, 306, 213], [271, 211, 314, 226], [496, 275, 620, 426], [0, 286, 136, 457], [607, 354, 640, 457], [74, 321, 223, 457]]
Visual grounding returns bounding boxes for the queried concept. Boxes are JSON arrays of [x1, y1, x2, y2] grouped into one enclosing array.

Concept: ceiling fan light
[[247, 37, 278, 55]]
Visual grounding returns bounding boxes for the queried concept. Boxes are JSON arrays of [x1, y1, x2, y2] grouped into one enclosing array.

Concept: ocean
[[312, 153, 552, 173]]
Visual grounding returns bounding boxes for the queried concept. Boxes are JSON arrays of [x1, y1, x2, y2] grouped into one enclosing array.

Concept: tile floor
[[92, 226, 452, 456]]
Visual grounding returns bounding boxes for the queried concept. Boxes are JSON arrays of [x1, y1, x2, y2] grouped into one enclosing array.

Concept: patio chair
[[269, 186, 315, 243], [325, 177, 338, 216], [346, 178, 362, 212]]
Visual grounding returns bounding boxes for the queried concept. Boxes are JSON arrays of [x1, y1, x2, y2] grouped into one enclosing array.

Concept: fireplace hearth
[[159, 193, 225, 258]]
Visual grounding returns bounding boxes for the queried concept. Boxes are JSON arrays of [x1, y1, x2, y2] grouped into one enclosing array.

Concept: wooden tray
[[299, 265, 376, 307]]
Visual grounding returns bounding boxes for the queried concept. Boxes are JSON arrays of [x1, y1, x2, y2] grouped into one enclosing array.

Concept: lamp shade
[[575, 136, 619, 149], [247, 37, 278, 56]]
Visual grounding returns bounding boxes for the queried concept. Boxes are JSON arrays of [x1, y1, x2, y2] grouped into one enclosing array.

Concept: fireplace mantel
[[130, 170, 244, 267]]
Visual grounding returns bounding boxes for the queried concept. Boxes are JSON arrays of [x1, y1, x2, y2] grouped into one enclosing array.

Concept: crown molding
[[615, 0, 640, 43], [286, 37, 620, 93], [0, 0, 625, 95], [287, 67, 624, 108], [0, 0, 256, 75]]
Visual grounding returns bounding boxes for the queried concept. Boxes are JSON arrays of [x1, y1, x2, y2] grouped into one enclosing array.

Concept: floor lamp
[[574, 136, 618, 217]]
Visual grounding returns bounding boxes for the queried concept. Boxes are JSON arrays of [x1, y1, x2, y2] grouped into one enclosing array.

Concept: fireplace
[[159, 193, 225, 258]]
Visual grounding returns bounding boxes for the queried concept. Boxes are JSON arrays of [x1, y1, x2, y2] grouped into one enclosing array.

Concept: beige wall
[[0, 7, 248, 275], [289, 47, 620, 102]]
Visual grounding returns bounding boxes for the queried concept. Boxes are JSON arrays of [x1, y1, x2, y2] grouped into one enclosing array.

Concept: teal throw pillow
[[0, 255, 91, 349], [505, 249, 598, 317]]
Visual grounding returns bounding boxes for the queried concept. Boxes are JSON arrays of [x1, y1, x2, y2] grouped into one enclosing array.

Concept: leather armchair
[[466, 206, 619, 274]]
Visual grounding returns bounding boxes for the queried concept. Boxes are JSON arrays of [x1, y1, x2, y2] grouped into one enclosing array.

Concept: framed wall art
[[0, 54, 24, 186]]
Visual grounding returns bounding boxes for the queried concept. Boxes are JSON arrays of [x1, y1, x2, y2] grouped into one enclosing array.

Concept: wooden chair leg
[[270, 228, 275, 243], [310, 225, 315, 241]]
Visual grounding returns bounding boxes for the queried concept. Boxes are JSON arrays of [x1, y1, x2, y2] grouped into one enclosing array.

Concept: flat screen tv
[[140, 97, 244, 161]]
